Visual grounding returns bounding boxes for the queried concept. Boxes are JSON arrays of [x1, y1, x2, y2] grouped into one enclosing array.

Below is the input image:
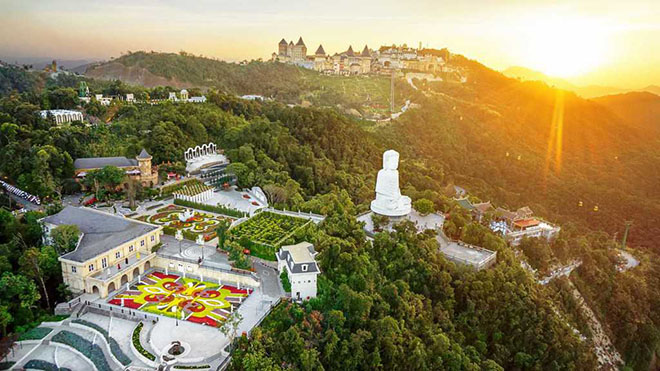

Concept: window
[[115, 251, 121, 259], [302, 264, 308, 272], [151, 235, 155, 242], [101, 258, 107, 269], [88, 264, 94, 272], [141, 240, 145, 247], [71, 266, 77, 273], [129, 245, 134, 252]]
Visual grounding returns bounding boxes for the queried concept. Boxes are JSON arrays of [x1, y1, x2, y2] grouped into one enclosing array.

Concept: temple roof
[[137, 148, 151, 159], [296, 37, 305, 46], [315, 44, 326, 55], [279, 38, 287, 45]]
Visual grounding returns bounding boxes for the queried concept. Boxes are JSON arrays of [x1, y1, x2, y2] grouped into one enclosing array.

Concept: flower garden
[[144, 205, 233, 240], [108, 271, 251, 327], [229, 211, 309, 247]]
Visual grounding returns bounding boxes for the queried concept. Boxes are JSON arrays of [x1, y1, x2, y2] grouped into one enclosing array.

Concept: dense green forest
[[0, 52, 658, 369]]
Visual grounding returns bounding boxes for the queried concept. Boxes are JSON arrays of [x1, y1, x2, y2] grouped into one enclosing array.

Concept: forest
[[0, 52, 658, 369]]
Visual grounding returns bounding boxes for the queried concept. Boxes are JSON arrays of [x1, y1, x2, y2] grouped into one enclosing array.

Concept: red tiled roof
[[513, 218, 540, 228]]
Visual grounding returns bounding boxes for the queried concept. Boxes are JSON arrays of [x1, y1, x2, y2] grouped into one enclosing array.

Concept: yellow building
[[41, 206, 163, 298]]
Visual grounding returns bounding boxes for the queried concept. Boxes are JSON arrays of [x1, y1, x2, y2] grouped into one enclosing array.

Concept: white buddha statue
[[370, 150, 411, 217]]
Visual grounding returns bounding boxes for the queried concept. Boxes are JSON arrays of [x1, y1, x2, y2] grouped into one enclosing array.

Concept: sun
[[522, 17, 608, 78]]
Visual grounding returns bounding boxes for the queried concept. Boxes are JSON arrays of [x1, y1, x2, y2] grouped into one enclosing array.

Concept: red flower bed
[[251, 201, 259, 206], [152, 271, 180, 280], [242, 194, 250, 199]]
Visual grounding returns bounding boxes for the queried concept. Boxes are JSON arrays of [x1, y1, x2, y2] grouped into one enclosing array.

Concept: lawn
[[229, 211, 309, 247]]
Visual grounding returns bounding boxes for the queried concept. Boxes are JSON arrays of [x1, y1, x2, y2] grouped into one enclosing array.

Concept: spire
[[361, 45, 371, 57], [137, 148, 151, 159], [346, 45, 354, 57], [279, 38, 287, 45], [315, 44, 326, 55], [296, 37, 305, 46]]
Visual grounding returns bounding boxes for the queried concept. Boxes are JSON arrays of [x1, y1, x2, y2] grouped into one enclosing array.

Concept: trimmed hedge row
[[132, 322, 156, 361], [71, 319, 132, 366], [51, 330, 112, 371], [174, 198, 246, 218], [18, 326, 52, 341], [162, 225, 198, 241], [24, 359, 71, 371], [174, 365, 211, 369], [0, 362, 14, 370]]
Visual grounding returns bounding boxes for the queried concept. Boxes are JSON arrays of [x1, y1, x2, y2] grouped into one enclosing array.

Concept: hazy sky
[[1, 0, 658, 88]]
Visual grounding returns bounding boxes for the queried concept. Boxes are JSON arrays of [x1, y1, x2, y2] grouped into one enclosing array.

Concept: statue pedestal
[[370, 198, 411, 217]]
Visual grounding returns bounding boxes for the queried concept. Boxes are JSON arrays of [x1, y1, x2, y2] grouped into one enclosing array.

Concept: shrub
[[72, 319, 132, 366], [24, 360, 71, 371], [174, 198, 246, 218], [18, 327, 52, 341], [280, 270, 291, 293], [151, 242, 163, 253], [132, 322, 156, 361], [174, 365, 211, 369], [0, 362, 14, 370], [52, 330, 112, 371]]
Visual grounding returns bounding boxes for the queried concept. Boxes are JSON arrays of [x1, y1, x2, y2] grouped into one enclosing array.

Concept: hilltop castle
[[271, 38, 453, 76], [274, 37, 308, 63]]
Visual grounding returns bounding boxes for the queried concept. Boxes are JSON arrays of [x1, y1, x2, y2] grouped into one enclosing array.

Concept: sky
[[1, 0, 658, 88]]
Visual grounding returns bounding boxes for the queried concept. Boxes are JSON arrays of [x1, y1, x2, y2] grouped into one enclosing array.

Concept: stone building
[[74, 148, 158, 188]]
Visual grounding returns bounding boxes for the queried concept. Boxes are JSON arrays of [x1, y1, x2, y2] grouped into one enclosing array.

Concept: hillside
[[11, 50, 658, 368], [85, 51, 310, 101], [592, 91, 660, 134]]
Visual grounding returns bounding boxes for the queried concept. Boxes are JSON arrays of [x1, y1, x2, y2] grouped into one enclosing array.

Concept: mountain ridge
[[502, 65, 659, 98]]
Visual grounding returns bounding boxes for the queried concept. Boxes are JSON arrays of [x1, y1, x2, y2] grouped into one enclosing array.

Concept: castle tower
[[278, 39, 288, 56], [287, 41, 294, 57], [136, 148, 152, 177]]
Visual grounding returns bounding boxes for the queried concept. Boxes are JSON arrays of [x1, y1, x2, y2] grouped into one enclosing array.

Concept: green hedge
[[24, 360, 71, 371], [162, 225, 198, 241], [280, 270, 291, 292], [174, 365, 211, 369], [174, 198, 246, 218], [132, 322, 156, 361], [72, 319, 132, 366], [18, 326, 52, 341], [52, 330, 112, 371], [0, 362, 14, 370]]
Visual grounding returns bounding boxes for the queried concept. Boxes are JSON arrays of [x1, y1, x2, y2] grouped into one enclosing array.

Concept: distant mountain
[[502, 66, 657, 98], [0, 57, 100, 72], [592, 91, 660, 133], [641, 84, 660, 96]]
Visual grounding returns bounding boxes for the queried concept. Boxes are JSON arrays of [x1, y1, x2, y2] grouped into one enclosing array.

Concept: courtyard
[[108, 271, 252, 327]]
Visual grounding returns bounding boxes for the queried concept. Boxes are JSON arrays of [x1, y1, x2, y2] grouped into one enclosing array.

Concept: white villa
[[277, 242, 320, 301], [39, 109, 84, 125]]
